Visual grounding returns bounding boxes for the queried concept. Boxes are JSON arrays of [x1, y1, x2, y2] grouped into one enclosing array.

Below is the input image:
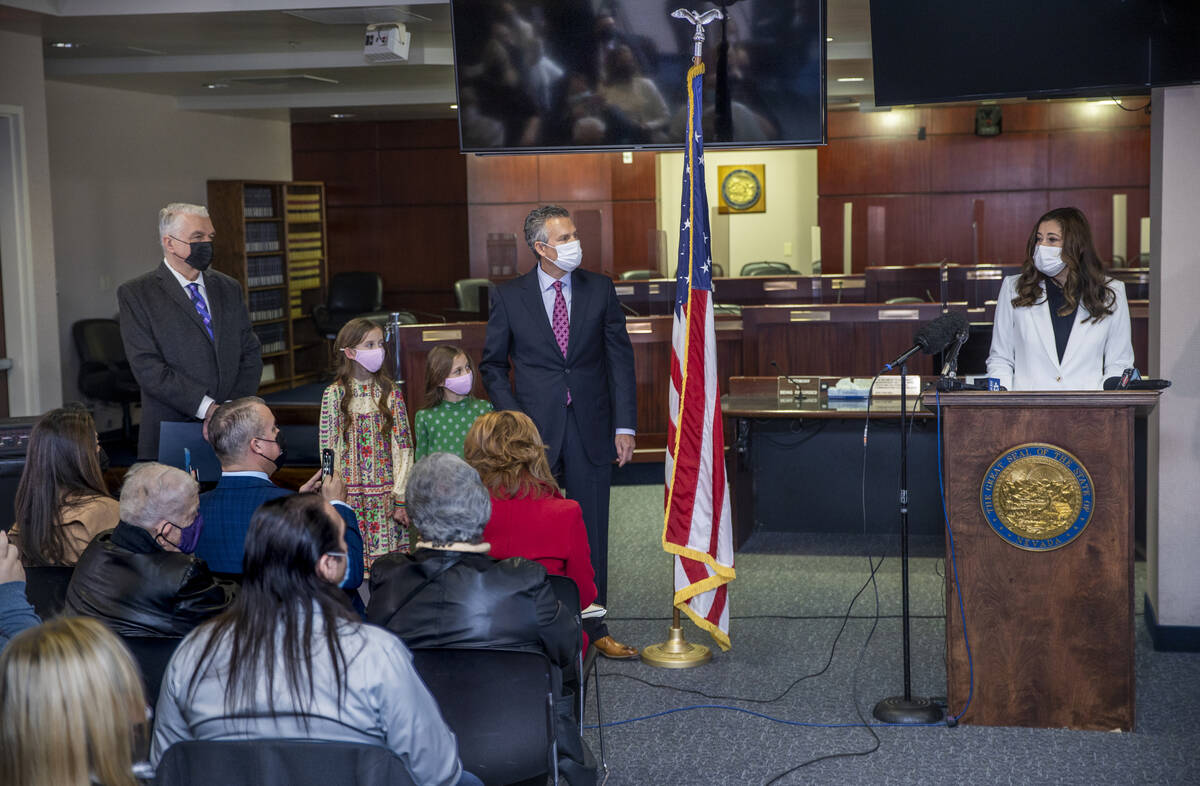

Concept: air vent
[[284, 7, 431, 25], [228, 74, 340, 86]]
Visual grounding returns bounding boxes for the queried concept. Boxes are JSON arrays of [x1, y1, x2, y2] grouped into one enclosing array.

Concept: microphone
[[769, 360, 810, 391], [883, 311, 968, 372]]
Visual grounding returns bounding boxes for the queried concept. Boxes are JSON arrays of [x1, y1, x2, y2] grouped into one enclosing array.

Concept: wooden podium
[[934, 390, 1159, 731]]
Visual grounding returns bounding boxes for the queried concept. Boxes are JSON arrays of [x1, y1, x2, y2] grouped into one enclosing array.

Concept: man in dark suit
[[195, 397, 363, 594], [481, 205, 638, 659], [119, 202, 262, 460]]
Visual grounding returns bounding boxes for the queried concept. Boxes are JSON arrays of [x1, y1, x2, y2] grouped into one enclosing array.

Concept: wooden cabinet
[[207, 180, 329, 392]]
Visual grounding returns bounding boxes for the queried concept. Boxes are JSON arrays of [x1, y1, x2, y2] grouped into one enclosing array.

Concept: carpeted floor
[[585, 484, 1200, 786]]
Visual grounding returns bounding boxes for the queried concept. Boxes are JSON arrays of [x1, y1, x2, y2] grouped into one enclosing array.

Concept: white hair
[[158, 203, 209, 242], [119, 462, 198, 530]]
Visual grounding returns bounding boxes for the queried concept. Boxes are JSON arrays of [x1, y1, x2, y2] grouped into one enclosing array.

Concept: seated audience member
[[196, 396, 363, 593], [153, 494, 478, 786], [463, 411, 604, 650], [367, 453, 595, 785], [0, 531, 40, 649], [0, 616, 151, 786], [66, 462, 236, 637], [10, 406, 120, 566]]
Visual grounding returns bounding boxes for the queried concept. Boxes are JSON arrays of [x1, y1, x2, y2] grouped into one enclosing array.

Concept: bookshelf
[[206, 180, 329, 392]]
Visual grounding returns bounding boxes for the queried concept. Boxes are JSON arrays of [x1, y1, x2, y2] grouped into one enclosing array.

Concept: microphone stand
[[873, 357, 944, 725]]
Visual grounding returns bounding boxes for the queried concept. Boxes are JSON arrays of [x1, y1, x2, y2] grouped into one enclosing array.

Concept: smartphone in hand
[[321, 448, 335, 477]]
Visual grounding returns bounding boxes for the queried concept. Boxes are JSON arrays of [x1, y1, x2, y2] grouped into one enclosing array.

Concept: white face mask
[[1034, 245, 1066, 278], [546, 240, 582, 273]]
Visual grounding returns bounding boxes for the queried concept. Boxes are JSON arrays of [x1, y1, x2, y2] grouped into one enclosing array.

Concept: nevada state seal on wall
[[980, 443, 1094, 551]]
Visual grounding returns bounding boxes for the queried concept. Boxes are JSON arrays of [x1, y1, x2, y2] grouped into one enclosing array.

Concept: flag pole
[[643, 6, 726, 671]]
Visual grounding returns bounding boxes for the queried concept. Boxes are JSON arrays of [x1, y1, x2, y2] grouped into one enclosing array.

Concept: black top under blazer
[[480, 267, 637, 467], [118, 264, 262, 459]]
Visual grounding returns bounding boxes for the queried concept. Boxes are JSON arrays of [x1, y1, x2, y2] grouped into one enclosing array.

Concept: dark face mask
[[171, 236, 214, 271], [160, 513, 204, 554], [256, 431, 287, 470]]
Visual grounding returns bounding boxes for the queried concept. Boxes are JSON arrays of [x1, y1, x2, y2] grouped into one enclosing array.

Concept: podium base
[[872, 696, 945, 725]]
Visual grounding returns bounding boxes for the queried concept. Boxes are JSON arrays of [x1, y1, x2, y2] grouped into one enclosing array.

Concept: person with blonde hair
[[0, 616, 151, 786], [66, 462, 235, 637]]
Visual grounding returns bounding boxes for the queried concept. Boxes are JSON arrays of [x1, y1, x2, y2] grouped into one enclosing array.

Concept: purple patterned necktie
[[186, 282, 214, 341], [552, 280, 571, 404]]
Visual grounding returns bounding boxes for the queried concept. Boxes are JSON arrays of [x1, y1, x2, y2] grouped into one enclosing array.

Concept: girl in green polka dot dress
[[413, 344, 493, 462]]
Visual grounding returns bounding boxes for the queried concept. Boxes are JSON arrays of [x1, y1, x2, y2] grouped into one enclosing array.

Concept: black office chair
[[311, 273, 391, 339], [454, 278, 494, 313], [155, 740, 419, 786], [72, 319, 140, 441], [411, 647, 557, 786], [619, 270, 659, 281], [711, 262, 725, 276], [121, 635, 184, 707], [740, 261, 793, 277], [23, 565, 74, 618]]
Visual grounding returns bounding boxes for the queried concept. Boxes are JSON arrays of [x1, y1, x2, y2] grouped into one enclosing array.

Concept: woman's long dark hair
[[13, 406, 110, 566], [1012, 206, 1117, 322], [186, 494, 356, 718]]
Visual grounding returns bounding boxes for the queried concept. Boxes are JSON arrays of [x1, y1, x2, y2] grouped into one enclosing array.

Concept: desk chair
[[411, 647, 557, 786], [454, 278, 494, 314], [619, 270, 659, 281], [546, 575, 607, 780], [23, 565, 74, 618], [312, 273, 391, 339], [155, 739, 419, 786], [73, 319, 140, 441], [740, 261, 792, 277]]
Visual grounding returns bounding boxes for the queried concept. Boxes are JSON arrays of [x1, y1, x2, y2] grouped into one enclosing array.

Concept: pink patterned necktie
[[552, 281, 571, 404]]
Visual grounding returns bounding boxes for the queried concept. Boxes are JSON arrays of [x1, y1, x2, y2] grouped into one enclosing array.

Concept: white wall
[[656, 148, 819, 277], [45, 80, 291, 430], [1146, 84, 1200, 631], [0, 30, 65, 416]]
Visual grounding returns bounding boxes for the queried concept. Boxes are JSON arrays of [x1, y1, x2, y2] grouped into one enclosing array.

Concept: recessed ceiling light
[[203, 82, 229, 89], [49, 41, 80, 49], [826, 36, 834, 42], [330, 113, 356, 119], [449, 104, 458, 110], [837, 77, 865, 82]]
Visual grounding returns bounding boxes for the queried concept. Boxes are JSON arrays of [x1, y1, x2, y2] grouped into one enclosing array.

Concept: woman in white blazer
[[987, 207, 1134, 390]]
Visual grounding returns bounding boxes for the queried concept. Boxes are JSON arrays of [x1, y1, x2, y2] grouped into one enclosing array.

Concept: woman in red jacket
[[464, 411, 637, 659]]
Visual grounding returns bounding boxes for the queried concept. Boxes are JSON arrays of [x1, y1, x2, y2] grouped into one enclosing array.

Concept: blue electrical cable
[[935, 388, 975, 724]]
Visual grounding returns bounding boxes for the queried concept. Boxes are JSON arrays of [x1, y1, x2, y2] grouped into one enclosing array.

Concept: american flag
[[663, 61, 736, 651]]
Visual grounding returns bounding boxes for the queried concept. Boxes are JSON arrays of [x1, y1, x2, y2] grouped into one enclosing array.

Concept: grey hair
[[119, 462, 198, 530], [159, 202, 209, 241], [406, 453, 492, 546], [523, 205, 571, 262], [208, 396, 268, 463]]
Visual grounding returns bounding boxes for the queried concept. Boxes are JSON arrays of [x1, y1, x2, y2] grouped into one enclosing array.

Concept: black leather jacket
[[366, 548, 577, 669], [66, 523, 236, 637]]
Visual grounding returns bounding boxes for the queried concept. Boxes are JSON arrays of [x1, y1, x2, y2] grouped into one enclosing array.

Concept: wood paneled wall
[[465, 151, 657, 279], [292, 120, 470, 315], [818, 100, 1152, 272]]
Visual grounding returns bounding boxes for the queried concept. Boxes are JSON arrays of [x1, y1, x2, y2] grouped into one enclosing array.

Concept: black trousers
[[551, 407, 613, 607]]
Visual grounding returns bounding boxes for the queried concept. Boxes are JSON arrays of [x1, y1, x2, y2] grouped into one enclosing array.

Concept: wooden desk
[[723, 377, 941, 550]]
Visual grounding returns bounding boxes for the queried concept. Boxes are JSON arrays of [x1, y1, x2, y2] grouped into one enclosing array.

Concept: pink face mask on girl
[[444, 371, 473, 396], [352, 347, 385, 373]]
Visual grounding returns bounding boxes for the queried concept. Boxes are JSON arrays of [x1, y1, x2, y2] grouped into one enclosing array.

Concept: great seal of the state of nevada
[[980, 443, 1094, 551]]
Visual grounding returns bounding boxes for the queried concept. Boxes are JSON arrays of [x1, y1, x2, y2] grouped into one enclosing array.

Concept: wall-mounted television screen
[[449, 0, 825, 152], [871, 0, 1200, 106]]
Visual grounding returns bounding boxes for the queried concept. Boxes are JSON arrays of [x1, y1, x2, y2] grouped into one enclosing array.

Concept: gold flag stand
[[641, 607, 711, 669]]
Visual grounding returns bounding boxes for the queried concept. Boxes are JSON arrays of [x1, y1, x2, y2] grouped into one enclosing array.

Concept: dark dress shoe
[[593, 635, 638, 659]]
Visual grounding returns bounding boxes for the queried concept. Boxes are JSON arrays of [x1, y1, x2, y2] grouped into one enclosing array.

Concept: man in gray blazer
[[119, 203, 262, 460]]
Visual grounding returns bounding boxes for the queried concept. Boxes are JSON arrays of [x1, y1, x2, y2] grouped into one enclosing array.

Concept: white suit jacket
[[986, 275, 1134, 391]]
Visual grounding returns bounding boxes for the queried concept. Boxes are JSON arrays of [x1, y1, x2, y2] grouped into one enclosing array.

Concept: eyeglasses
[[324, 551, 347, 560]]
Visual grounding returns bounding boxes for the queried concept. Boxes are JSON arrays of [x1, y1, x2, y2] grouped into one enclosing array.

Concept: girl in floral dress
[[320, 318, 413, 573]]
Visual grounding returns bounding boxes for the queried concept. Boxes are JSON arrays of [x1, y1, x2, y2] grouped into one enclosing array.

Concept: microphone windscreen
[[915, 312, 968, 355]]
